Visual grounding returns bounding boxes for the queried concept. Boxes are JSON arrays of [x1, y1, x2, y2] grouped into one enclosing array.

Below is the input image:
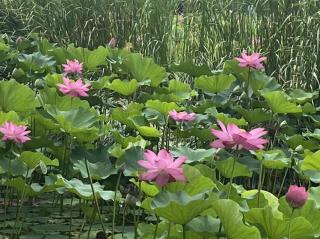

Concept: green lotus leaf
[[18, 52, 55, 72], [0, 79, 37, 113], [5, 177, 38, 197], [279, 197, 320, 235], [215, 157, 252, 178], [170, 59, 212, 77], [168, 79, 195, 101], [223, 60, 249, 82], [145, 99, 182, 116], [120, 146, 144, 176], [289, 89, 318, 104], [286, 134, 319, 151], [171, 147, 216, 163], [130, 115, 161, 138], [111, 103, 144, 128], [309, 186, 320, 208], [46, 105, 99, 142], [62, 177, 116, 201], [39, 87, 90, 111], [254, 149, 291, 169], [245, 206, 313, 239], [151, 191, 213, 225], [195, 74, 236, 93], [44, 73, 63, 87], [130, 178, 159, 197], [177, 128, 214, 141], [300, 150, 320, 183], [186, 215, 220, 236], [106, 79, 139, 96], [213, 199, 260, 239], [121, 53, 166, 87], [112, 131, 147, 148], [19, 151, 59, 170], [262, 91, 302, 113], [0, 158, 29, 177], [235, 107, 272, 124], [138, 221, 183, 239], [250, 71, 281, 93], [215, 113, 248, 126], [302, 102, 317, 114], [241, 190, 282, 217], [0, 111, 21, 125], [70, 46, 108, 70], [71, 147, 116, 180], [165, 165, 216, 196]]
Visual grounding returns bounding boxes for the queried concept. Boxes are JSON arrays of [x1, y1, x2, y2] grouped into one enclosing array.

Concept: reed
[[1, 0, 319, 88]]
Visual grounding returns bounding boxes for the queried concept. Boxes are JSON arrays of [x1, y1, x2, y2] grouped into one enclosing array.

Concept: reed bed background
[[1, 0, 320, 89]]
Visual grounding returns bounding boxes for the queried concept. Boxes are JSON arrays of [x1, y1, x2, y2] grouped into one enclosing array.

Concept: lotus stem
[[288, 208, 295, 239], [227, 157, 237, 199], [182, 225, 187, 239], [112, 169, 122, 238], [84, 155, 107, 236], [257, 162, 264, 207], [278, 167, 289, 198], [153, 216, 160, 239]]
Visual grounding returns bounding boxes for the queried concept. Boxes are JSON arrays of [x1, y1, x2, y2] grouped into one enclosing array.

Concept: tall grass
[[1, 0, 320, 89]]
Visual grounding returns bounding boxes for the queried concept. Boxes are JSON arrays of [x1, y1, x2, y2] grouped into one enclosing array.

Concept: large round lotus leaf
[[301, 150, 320, 183], [262, 91, 302, 113], [0, 111, 21, 125], [111, 103, 144, 128], [71, 147, 116, 180], [254, 149, 291, 169], [286, 134, 319, 151], [39, 87, 90, 110], [171, 147, 217, 163], [215, 113, 248, 126], [0, 79, 37, 113], [168, 79, 194, 101], [212, 199, 260, 239], [289, 89, 318, 104], [19, 151, 59, 170], [121, 53, 166, 87], [215, 157, 252, 178], [165, 165, 215, 196], [195, 74, 236, 93], [105, 79, 139, 96], [18, 52, 55, 72], [235, 107, 272, 124], [279, 197, 320, 235], [118, 146, 144, 176], [145, 99, 182, 115], [5, 177, 38, 197], [150, 191, 213, 225], [129, 115, 161, 138], [245, 206, 313, 239], [46, 105, 99, 142], [170, 59, 212, 77], [186, 215, 220, 236]]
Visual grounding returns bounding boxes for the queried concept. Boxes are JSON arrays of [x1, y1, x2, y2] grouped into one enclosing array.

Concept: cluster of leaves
[[1, 34, 320, 238]]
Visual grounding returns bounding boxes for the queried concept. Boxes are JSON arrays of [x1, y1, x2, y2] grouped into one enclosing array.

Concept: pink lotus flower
[[57, 77, 91, 98], [286, 185, 308, 208], [210, 120, 268, 150], [0, 121, 31, 144], [233, 128, 268, 150], [62, 59, 83, 75], [137, 149, 187, 187], [235, 52, 267, 69], [169, 110, 196, 122]]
